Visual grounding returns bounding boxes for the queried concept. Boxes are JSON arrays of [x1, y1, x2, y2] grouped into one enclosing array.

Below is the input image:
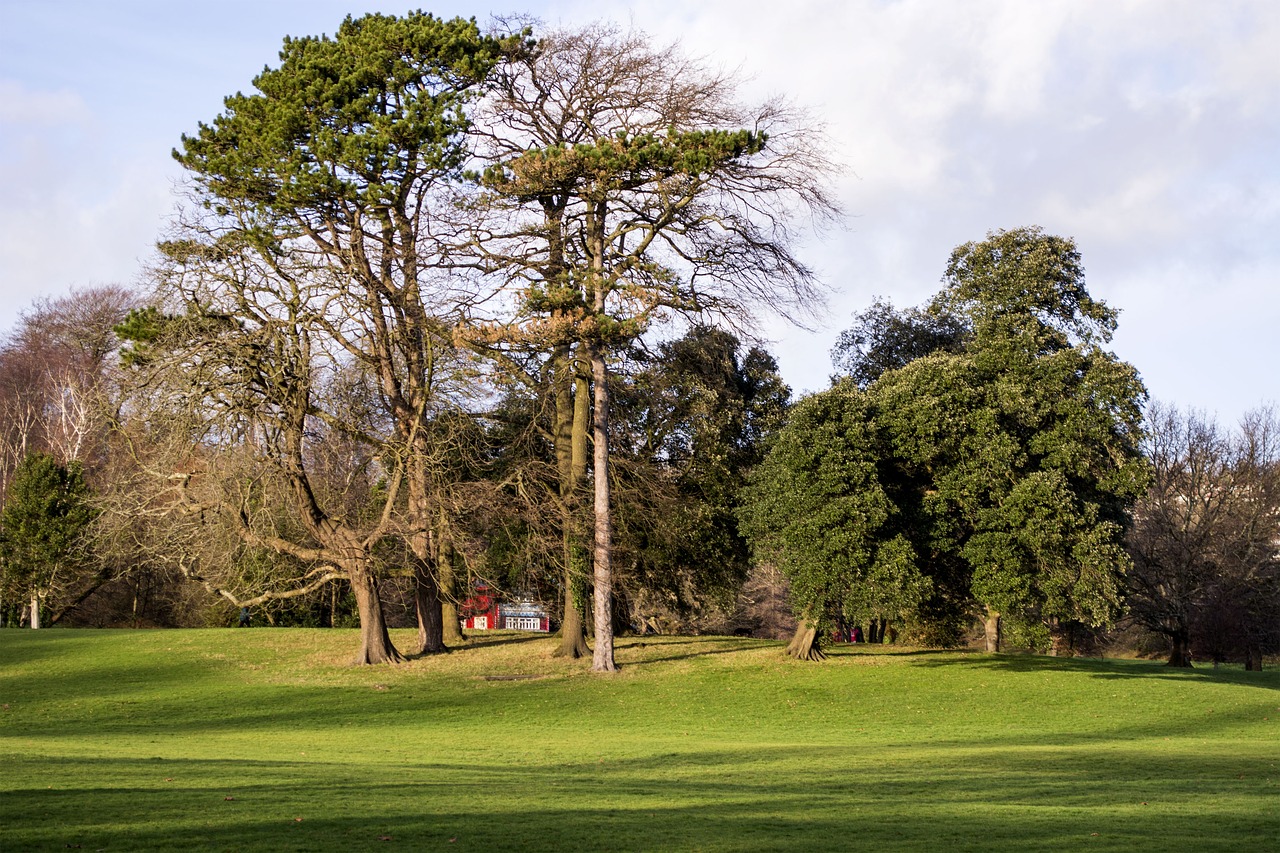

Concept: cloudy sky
[[2, 0, 1276, 422]]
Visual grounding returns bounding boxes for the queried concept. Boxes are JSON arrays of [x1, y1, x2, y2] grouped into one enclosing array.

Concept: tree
[[468, 23, 838, 670], [138, 12, 524, 663], [1215, 408, 1280, 669], [1126, 403, 1280, 668], [745, 227, 1147, 659], [901, 227, 1146, 651], [0, 285, 138, 494], [0, 286, 138, 626], [830, 297, 967, 388], [739, 385, 930, 659], [0, 453, 95, 628], [612, 326, 790, 632]]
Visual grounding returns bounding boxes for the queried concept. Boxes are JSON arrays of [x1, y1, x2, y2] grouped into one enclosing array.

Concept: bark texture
[[785, 622, 826, 661], [553, 349, 591, 659], [1166, 631, 1194, 668], [982, 607, 1002, 653], [590, 343, 616, 672], [414, 558, 446, 655], [439, 540, 464, 646], [352, 569, 404, 665]]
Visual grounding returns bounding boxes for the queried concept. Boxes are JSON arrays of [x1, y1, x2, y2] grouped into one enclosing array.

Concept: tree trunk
[[29, 594, 40, 630], [785, 621, 826, 661], [1166, 631, 1193, 668], [439, 537, 464, 646], [1245, 644, 1263, 672], [553, 349, 590, 659], [982, 606, 1001, 653], [414, 558, 446, 655], [351, 567, 403, 665], [1047, 618, 1074, 657], [590, 343, 616, 672], [555, 581, 590, 658]]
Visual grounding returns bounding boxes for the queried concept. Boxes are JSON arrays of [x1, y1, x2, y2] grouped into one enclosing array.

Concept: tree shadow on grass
[[825, 644, 971, 658], [402, 633, 553, 661], [615, 636, 778, 667], [907, 650, 1280, 690], [5, 745, 1277, 852], [454, 632, 551, 650]]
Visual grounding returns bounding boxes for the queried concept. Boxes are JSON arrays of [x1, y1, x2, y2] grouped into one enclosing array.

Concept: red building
[[460, 583, 551, 632]]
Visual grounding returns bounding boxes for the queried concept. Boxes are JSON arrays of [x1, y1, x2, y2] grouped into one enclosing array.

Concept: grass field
[[1, 629, 1277, 852]]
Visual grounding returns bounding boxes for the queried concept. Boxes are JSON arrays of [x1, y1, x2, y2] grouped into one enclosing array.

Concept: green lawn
[[1, 629, 1277, 851]]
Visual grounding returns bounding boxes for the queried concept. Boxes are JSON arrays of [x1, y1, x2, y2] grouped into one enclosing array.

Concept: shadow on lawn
[[401, 632, 551, 659], [618, 636, 776, 667], [455, 633, 549, 650], [908, 651, 1280, 691], [5, 744, 1278, 853]]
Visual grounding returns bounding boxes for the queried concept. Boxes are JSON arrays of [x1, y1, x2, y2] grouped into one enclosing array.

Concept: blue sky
[[2, 0, 1277, 422]]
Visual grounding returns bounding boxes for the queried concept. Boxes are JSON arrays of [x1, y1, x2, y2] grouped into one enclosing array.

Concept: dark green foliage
[[612, 327, 791, 627], [176, 13, 525, 217], [483, 128, 767, 211], [831, 297, 968, 388], [0, 453, 95, 623], [739, 386, 932, 633], [927, 228, 1147, 630], [746, 228, 1147, 649], [113, 306, 181, 368]]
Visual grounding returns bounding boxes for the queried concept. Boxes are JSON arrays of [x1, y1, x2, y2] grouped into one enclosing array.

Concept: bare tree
[[0, 285, 137, 486], [1126, 402, 1280, 668], [0, 285, 138, 626], [1210, 407, 1280, 669]]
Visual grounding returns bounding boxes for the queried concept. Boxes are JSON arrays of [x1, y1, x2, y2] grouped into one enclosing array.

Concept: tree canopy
[[744, 227, 1148, 658], [0, 453, 95, 628], [125, 13, 530, 663]]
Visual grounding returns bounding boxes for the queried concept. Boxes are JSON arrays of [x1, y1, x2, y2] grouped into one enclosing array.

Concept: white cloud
[[0, 0, 1275, 421], [0, 79, 90, 125], [548, 0, 1280, 420]]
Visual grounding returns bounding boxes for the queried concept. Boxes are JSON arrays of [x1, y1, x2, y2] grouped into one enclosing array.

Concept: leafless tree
[[1126, 402, 1280, 668], [0, 285, 138, 626]]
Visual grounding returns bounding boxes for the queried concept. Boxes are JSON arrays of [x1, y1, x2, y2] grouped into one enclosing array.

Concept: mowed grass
[[1, 629, 1277, 852]]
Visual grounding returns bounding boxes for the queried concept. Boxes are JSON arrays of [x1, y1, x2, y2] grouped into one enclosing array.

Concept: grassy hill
[[2, 629, 1277, 851]]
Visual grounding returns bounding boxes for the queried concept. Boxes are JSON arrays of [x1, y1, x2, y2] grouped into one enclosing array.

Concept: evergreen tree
[[744, 228, 1147, 658], [0, 453, 94, 628]]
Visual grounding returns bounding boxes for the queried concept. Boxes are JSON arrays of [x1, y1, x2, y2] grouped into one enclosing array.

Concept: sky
[[1, 0, 1276, 423]]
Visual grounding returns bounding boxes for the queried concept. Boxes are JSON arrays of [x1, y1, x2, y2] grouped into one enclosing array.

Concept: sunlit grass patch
[[2, 629, 1277, 851]]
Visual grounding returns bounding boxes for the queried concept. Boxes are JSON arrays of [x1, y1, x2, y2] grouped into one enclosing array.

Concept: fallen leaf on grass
[[378, 835, 393, 841], [224, 796, 235, 801], [294, 817, 304, 823], [164, 778, 174, 782]]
